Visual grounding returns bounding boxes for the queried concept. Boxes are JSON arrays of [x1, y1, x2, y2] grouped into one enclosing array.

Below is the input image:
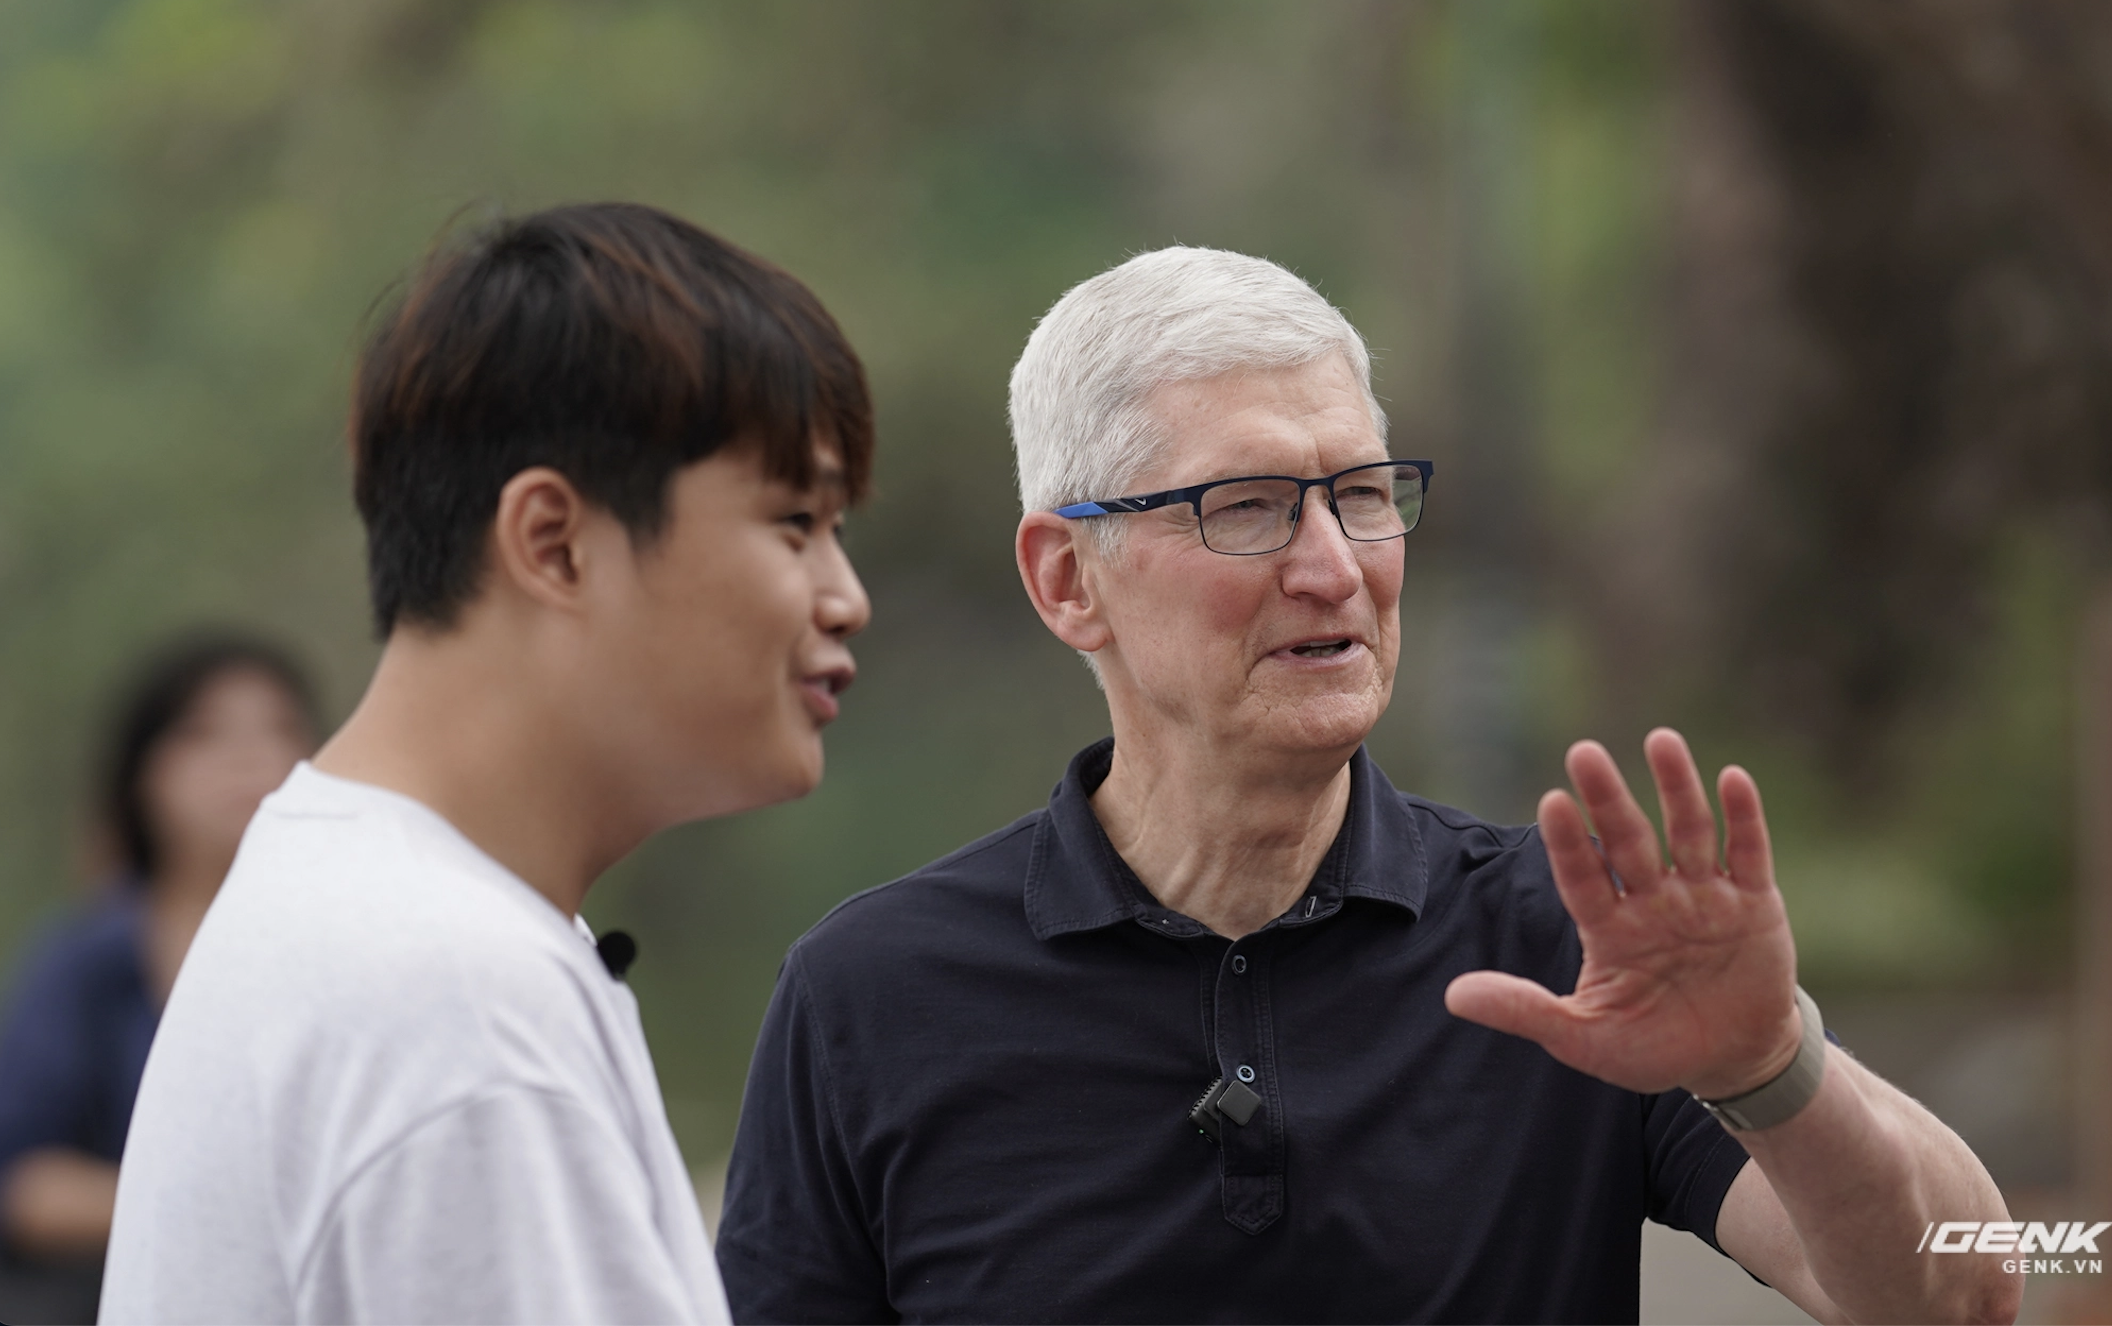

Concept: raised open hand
[[1444, 728, 1803, 1100]]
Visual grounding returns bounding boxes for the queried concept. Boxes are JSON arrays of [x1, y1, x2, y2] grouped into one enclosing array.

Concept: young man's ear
[[490, 467, 598, 612], [1017, 512, 1113, 655]]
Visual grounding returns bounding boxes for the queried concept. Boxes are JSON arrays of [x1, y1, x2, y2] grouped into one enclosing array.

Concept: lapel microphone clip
[[1189, 1074, 1262, 1141], [596, 930, 639, 980]]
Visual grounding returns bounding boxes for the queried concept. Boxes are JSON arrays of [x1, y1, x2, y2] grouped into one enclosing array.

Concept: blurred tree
[[1612, 0, 2112, 786], [1591, 0, 2112, 971]]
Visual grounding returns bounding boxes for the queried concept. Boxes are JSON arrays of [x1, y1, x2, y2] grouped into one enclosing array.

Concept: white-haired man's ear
[[1017, 512, 1115, 658]]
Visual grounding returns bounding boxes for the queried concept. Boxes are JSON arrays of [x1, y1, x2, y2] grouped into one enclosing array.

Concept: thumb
[[1444, 971, 1577, 1049]]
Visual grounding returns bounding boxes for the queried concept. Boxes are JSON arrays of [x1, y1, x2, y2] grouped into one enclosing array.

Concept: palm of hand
[[1445, 729, 1803, 1100]]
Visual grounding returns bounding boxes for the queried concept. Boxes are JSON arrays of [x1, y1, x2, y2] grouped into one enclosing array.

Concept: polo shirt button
[[1231, 955, 1247, 974], [1236, 1064, 1256, 1083]]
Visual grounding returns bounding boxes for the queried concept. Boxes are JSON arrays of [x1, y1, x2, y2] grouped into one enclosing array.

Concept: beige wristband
[[1694, 986, 1827, 1132]]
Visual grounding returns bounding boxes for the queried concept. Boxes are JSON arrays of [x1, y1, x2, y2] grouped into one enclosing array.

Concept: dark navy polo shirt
[[719, 740, 1752, 1324]]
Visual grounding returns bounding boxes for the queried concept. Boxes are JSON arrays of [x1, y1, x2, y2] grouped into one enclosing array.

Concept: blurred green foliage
[[0, 0, 2080, 1168]]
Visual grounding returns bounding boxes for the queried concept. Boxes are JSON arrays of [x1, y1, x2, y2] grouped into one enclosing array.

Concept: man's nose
[[1279, 486, 1362, 601], [817, 537, 872, 640]]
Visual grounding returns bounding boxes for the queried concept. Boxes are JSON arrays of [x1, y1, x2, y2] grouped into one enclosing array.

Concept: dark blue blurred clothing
[[0, 892, 158, 1173]]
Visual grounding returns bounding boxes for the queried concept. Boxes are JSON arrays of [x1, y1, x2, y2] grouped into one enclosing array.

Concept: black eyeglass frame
[[1052, 459, 1435, 556]]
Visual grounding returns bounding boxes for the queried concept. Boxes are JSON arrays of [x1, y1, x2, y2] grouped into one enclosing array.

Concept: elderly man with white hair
[[717, 249, 2019, 1324]]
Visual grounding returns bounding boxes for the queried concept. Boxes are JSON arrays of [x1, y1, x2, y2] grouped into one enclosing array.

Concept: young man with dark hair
[[101, 202, 872, 1324]]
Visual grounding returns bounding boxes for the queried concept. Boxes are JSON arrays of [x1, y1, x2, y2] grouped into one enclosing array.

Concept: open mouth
[[1288, 639, 1354, 659], [811, 670, 852, 696], [798, 666, 856, 723]]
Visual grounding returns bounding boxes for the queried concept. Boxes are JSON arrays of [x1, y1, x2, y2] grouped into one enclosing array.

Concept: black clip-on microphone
[[596, 930, 638, 980], [1188, 1074, 1262, 1142]]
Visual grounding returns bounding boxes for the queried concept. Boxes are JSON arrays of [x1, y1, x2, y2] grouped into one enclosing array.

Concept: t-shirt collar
[[1024, 737, 1428, 941]]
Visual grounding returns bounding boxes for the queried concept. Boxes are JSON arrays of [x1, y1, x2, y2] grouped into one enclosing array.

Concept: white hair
[[1008, 246, 1385, 527]]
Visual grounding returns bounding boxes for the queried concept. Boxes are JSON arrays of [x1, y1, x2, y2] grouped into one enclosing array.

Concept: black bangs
[[351, 202, 872, 636]]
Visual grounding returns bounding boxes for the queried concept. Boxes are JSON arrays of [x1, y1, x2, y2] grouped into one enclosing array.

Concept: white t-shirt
[[101, 764, 730, 1325]]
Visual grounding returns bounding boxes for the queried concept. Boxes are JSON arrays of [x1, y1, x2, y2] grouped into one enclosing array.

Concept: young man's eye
[[781, 512, 816, 536]]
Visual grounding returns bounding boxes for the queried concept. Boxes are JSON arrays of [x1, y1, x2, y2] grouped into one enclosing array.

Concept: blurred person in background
[[0, 634, 317, 1325]]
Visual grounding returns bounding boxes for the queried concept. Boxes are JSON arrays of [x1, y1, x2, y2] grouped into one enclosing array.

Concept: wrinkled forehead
[[1133, 356, 1387, 489]]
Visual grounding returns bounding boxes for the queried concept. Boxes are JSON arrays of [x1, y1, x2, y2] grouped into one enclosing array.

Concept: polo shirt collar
[[1024, 737, 1429, 941]]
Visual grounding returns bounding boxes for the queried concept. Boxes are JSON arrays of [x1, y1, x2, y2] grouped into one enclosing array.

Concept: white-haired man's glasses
[[1054, 459, 1434, 556]]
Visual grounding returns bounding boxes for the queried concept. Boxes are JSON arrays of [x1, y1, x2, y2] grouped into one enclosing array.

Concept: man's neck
[[312, 629, 644, 918], [1090, 728, 1355, 940]]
